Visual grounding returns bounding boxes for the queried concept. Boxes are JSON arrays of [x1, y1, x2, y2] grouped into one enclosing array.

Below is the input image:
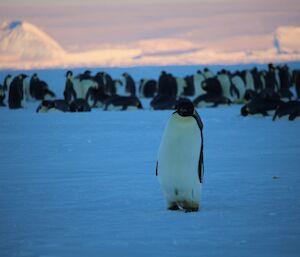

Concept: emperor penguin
[[156, 98, 204, 212], [8, 74, 28, 109]]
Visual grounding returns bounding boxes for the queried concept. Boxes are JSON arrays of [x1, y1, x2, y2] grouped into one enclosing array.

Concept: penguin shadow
[[155, 201, 204, 214], [157, 206, 204, 215], [167, 202, 200, 213]]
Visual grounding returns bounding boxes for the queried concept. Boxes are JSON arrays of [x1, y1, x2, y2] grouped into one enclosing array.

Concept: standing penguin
[[3, 74, 12, 92], [64, 70, 76, 103], [122, 72, 136, 96], [0, 85, 5, 106], [156, 98, 204, 212], [8, 74, 28, 109]]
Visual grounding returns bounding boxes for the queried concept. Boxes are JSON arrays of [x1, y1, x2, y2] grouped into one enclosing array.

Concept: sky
[[0, 0, 300, 68], [1, 0, 300, 52]]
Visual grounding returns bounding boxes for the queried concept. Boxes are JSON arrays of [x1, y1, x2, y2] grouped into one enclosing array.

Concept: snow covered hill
[[274, 26, 300, 54], [0, 20, 65, 61]]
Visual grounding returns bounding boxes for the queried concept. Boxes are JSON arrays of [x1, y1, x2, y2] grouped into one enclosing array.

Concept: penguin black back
[[174, 98, 204, 183]]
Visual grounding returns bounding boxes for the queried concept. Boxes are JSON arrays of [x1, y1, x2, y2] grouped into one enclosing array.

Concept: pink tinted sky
[[0, 0, 300, 52]]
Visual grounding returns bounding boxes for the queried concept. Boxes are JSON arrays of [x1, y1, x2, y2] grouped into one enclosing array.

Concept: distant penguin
[[3, 74, 12, 92], [8, 74, 28, 109], [217, 69, 233, 101], [183, 75, 194, 96], [122, 72, 136, 96], [28, 74, 55, 101], [64, 70, 77, 103], [156, 98, 204, 212], [139, 79, 157, 98], [272, 100, 300, 121], [36, 99, 69, 113], [103, 72, 116, 96], [244, 70, 255, 91], [295, 70, 300, 99], [278, 65, 293, 100], [193, 70, 206, 97], [68, 71, 97, 100], [251, 67, 263, 92], [89, 72, 110, 107], [69, 99, 91, 112], [29, 73, 39, 99], [176, 77, 187, 97], [193, 77, 230, 107], [203, 67, 214, 79], [231, 72, 246, 103], [265, 63, 279, 93], [104, 95, 143, 111], [0, 85, 5, 106], [77, 70, 92, 81], [150, 71, 177, 110], [241, 94, 282, 117]]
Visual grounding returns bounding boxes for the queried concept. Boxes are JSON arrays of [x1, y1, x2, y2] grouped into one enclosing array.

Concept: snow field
[[0, 103, 300, 257]]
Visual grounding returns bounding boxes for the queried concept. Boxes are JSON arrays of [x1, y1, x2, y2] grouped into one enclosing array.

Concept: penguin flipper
[[198, 150, 204, 183], [193, 110, 204, 183], [192, 110, 203, 130], [156, 161, 158, 176]]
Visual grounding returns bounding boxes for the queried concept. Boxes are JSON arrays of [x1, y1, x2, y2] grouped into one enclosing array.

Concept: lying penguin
[[273, 100, 300, 121], [36, 99, 91, 113], [36, 99, 69, 113], [103, 95, 143, 111]]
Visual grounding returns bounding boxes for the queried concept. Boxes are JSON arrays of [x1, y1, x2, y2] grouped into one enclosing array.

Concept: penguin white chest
[[158, 114, 201, 203]]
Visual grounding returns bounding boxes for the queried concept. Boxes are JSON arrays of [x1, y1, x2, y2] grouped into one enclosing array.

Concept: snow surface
[[1, 65, 300, 257]]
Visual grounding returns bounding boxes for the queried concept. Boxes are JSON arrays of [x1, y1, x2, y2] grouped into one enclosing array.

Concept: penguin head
[[83, 70, 91, 75], [66, 70, 73, 78], [95, 72, 102, 78], [241, 106, 249, 116], [19, 74, 28, 80], [176, 98, 195, 117], [268, 63, 275, 71], [31, 73, 38, 80]]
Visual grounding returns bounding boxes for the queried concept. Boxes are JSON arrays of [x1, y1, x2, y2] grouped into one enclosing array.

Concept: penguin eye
[[180, 107, 187, 112]]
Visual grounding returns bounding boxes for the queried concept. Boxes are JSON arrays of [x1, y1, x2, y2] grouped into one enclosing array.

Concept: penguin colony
[[1, 64, 299, 213], [0, 63, 300, 120]]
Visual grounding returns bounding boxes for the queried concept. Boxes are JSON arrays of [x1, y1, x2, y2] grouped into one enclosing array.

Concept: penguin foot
[[167, 203, 180, 211], [183, 207, 199, 213], [182, 201, 199, 212]]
